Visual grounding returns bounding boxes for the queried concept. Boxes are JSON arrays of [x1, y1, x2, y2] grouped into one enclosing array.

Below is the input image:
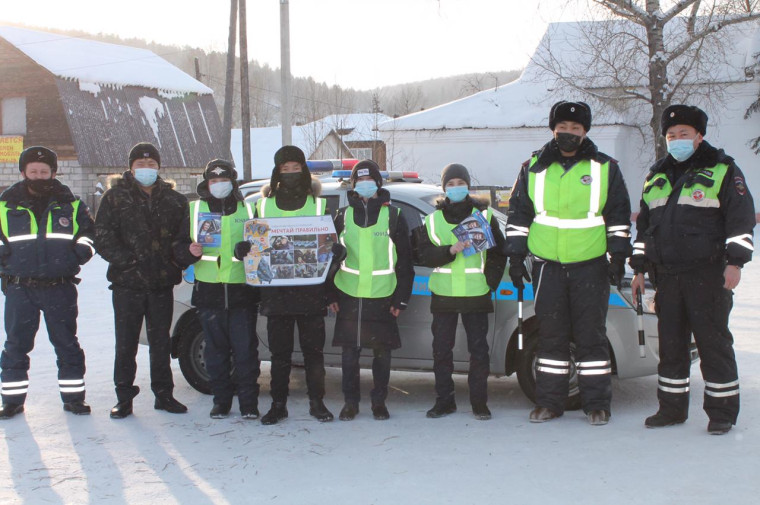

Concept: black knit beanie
[[128, 142, 161, 168], [441, 163, 471, 188], [350, 159, 383, 188]]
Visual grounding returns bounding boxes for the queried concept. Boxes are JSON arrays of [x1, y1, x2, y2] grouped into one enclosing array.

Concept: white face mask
[[209, 180, 233, 199]]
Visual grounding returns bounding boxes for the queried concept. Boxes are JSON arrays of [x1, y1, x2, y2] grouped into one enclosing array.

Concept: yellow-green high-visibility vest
[[642, 164, 729, 211], [527, 157, 609, 263], [255, 195, 326, 218], [190, 200, 253, 284], [425, 208, 490, 297], [0, 200, 82, 244], [334, 206, 397, 298]]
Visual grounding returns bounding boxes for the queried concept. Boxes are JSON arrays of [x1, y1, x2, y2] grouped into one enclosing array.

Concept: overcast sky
[[0, 0, 588, 90]]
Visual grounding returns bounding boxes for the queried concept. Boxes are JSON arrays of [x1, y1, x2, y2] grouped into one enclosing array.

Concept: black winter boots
[[261, 402, 288, 425]]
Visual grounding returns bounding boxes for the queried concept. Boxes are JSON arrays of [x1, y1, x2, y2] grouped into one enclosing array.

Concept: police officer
[[0, 146, 95, 419], [235, 145, 334, 424], [328, 160, 414, 421], [505, 101, 632, 425], [414, 163, 507, 420], [631, 105, 755, 435], [189, 159, 261, 419], [95, 142, 197, 419]]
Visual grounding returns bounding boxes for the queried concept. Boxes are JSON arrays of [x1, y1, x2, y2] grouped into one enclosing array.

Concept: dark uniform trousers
[[341, 346, 391, 406], [431, 312, 490, 405], [112, 287, 174, 402], [199, 307, 261, 409], [1, 282, 85, 404], [267, 314, 326, 403], [654, 263, 739, 424], [533, 257, 612, 414]]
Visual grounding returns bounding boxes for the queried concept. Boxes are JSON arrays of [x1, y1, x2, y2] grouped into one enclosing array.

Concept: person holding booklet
[[413, 163, 506, 420], [234, 145, 334, 425], [327, 160, 414, 421], [188, 159, 261, 420]]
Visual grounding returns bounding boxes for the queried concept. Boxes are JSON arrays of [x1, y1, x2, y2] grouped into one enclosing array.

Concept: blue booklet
[[197, 212, 222, 248], [452, 211, 496, 257]]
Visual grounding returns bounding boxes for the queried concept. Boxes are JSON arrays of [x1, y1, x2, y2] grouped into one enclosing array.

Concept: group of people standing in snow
[[0, 101, 754, 436]]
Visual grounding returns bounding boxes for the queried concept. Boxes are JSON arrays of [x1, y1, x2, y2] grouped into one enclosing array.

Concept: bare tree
[[393, 84, 424, 116], [531, 1, 759, 158], [745, 43, 760, 154]]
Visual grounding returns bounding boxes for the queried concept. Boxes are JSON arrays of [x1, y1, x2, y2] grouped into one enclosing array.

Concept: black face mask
[[555, 132, 583, 153], [26, 178, 57, 196], [279, 172, 304, 190]]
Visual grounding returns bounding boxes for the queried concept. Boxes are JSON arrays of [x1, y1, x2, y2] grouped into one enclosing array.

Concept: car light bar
[[307, 159, 358, 172], [331, 170, 420, 179]]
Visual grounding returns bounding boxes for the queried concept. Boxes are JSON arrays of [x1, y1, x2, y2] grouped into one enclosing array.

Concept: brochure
[[197, 212, 222, 248], [452, 210, 496, 257]]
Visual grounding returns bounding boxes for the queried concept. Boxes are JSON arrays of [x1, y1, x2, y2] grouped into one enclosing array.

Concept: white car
[[154, 176, 696, 410]]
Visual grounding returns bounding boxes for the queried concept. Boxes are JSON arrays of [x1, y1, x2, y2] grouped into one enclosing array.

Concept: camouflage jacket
[[95, 171, 196, 291]]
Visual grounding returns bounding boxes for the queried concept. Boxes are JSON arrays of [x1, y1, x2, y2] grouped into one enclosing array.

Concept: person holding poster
[[188, 159, 261, 420], [234, 146, 334, 425], [413, 164, 507, 421], [328, 160, 414, 421]]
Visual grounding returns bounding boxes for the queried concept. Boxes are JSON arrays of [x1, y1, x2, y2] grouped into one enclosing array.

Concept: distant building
[[0, 26, 227, 199], [232, 113, 391, 179]]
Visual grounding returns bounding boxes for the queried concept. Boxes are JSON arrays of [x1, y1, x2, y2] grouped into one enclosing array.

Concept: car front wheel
[[515, 329, 582, 411], [177, 320, 213, 395]]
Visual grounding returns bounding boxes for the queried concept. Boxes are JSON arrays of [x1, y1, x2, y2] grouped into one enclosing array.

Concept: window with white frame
[[351, 147, 372, 161], [2, 97, 27, 135]]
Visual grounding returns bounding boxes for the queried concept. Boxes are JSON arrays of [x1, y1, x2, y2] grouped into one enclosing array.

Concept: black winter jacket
[[631, 141, 755, 272], [330, 189, 415, 349], [413, 196, 507, 313], [0, 179, 94, 279], [95, 172, 196, 291], [504, 137, 632, 261], [190, 178, 260, 310]]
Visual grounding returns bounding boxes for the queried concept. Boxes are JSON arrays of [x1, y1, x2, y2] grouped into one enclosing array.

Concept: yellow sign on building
[[0, 136, 23, 163]]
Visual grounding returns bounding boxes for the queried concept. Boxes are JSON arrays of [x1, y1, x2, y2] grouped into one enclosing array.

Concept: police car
[[163, 169, 692, 410]]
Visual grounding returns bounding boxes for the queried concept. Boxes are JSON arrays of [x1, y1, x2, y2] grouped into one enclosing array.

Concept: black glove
[[508, 256, 531, 289], [608, 254, 626, 289], [331, 242, 347, 263], [234, 241, 252, 261]]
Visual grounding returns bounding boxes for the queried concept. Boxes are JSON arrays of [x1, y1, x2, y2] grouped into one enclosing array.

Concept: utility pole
[[221, 0, 238, 158], [194, 57, 202, 81], [239, 0, 252, 180], [280, 0, 293, 145]]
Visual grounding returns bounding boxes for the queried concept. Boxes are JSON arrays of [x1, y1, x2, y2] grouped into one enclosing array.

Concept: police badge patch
[[734, 176, 747, 196], [691, 189, 704, 202], [580, 175, 593, 185], [59, 217, 70, 227]]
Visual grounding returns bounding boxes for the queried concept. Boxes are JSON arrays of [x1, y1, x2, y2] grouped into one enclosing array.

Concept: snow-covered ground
[[1, 255, 759, 504]]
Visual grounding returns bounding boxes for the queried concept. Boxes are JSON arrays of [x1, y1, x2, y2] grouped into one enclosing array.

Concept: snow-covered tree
[[533, 1, 759, 158]]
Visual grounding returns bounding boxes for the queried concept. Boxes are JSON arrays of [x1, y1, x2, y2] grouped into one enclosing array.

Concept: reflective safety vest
[[334, 206, 397, 298], [255, 195, 326, 218], [642, 163, 728, 211], [425, 208, 490, 297], [527, 157, 609, 263], [0, 199, 92, 278], [190, 200, 253, 284]]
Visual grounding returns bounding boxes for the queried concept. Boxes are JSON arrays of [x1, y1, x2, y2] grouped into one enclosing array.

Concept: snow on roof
[[311, 113, 392, 142], [379, 19, 758, 132], [0, 26, 212, 95]]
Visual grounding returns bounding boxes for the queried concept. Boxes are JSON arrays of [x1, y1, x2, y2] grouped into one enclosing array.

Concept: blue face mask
[[446, 186, 469, 203], [134, 168, 158, 187], [354, 180, 378, 199], [666, 138, 696, 162]]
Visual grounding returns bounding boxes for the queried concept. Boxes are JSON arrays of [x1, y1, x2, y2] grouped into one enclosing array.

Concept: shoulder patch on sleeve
[[734, 176, 747, 196]]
